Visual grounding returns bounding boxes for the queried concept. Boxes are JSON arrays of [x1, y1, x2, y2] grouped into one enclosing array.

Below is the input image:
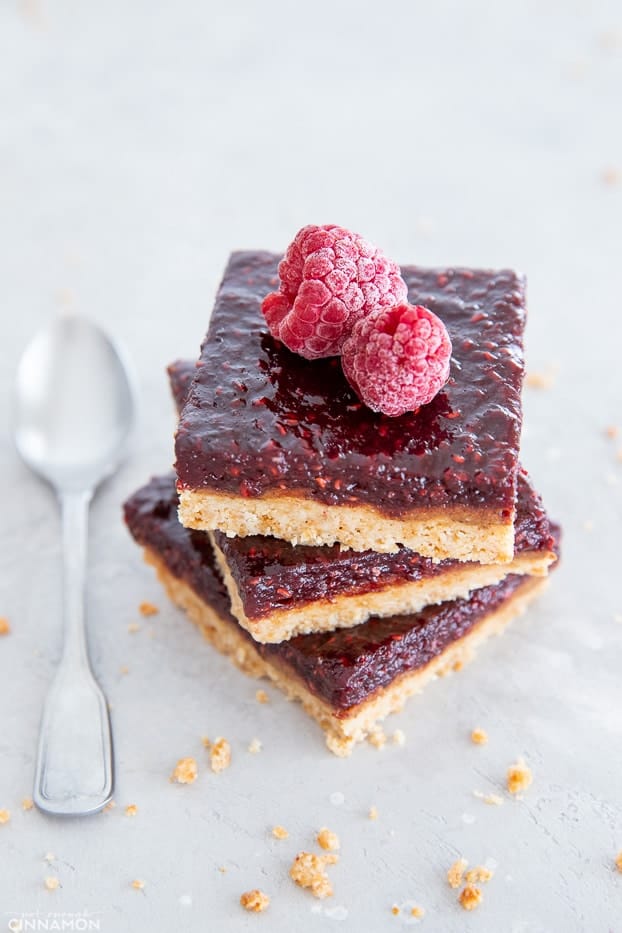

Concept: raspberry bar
[[123, 475, 558, 755], [174, 252, 526, 561], [170, 359, 555, 644]]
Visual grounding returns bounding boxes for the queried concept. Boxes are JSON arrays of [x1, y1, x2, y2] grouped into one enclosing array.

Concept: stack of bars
[[124, 251, 559, 756]]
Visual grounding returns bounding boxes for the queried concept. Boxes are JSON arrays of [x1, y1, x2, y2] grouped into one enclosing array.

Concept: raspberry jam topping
[[175, 252, 526, 519], [261, 225, 407, 359]]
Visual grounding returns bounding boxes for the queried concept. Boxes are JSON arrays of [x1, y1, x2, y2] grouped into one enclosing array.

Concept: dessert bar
[[124, 475, 557, 755], [175, 252, 526, 561]]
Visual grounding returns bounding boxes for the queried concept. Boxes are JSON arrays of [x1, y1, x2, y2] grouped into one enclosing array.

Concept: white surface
[[1, 2, 621, 931]]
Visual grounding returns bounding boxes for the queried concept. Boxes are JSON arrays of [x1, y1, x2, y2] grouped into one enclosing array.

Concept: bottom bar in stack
[[124, 475, 559, 756]]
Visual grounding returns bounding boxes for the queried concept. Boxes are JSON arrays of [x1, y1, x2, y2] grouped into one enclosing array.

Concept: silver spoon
[[14, 312, 135, 816]]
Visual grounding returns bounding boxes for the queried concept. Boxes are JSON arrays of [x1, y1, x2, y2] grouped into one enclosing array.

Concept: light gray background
[[1, 1, 621, 931]]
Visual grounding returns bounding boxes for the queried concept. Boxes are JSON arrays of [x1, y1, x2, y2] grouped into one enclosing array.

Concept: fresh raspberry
[[341, 303, 452, 417], [261, 224, 408, 359]]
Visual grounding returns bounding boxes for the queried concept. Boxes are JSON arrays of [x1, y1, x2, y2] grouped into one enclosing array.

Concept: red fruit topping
[[341, 303, 452, 417], [261, 224, 408, 359]]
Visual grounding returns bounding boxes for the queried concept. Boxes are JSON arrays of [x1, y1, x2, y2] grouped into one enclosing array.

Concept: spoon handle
[[33, 490, 114, 816]]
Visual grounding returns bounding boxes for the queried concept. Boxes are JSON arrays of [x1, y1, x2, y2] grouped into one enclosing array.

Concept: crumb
[[411, 905, 425, 918], [171, 757, 198, 784], [210, 738, 231, 773], [21, 797, 33, 811], [201, 736, 211, 748], [289, 851, 338, 899], [139, 601, 159, 617], [317, 828, 340, 852], [44, 853, 55, 863], [272, 825, 289, 840], [615, 851, 622, 873], [218, 866, 228, 873], [470, 728, 488, 745], [525, 369, 556, 390], [127, 623, 141, 634], [0, 618, 10, 635], [248, 738, 262, 754], [391, 905, 400, 916], [0, 809, 11, 824], [459, 885, 483, 911], [119, 665, 130, 675], [368, 806, 379, 821], [507, 757, 533, 795], [473, 790, 503, 806], [368, 727, 387, 749], [103, 799, 116, 812], [447, 857, 468, 889], [605, 426, 619, 439], [131, 879, 145, 890], [391, 729, 406, 746], [602, 167, 620, 186], [465, 866, 493, 884], [617, 448, 622, 463], [240, 889, 270, 913], [44, 876, 60, 891], [125, 804, 138, 817], [255, 689, 269, 704]]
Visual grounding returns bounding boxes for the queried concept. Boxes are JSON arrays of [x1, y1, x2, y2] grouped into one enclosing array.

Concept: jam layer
[[124, 475, 557, 712], [174, 252, 526, 519]]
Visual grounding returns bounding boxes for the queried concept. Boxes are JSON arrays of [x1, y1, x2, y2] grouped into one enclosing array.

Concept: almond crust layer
[[210, 533, 555, 643], [178, 488, 515, 562], [143, 548, 546, 756]]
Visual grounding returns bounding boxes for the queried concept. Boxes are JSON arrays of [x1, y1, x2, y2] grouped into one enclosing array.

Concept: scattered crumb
[[465, 866, 493, 884], [605, 426, 619, 439], [391, 729, 406, 746], [218, 866, 228, 873], [368, 727, 387, 749], [240, 889, 270, 913], [602, 167, 620, 186], [391, 905, 400, 916], [210, 738, 231, 773], [368, 806, 379, 821], [411, 905, 425, 918], [103, 799, 116, 812], [290, 851, 338, 899], [119, 665, 130, 675], [171, 757, 198, 784], [44, 876, 60, 891], [0, 618, 10, 635], [248, 738, 262, 754], [139, 601, 159, 617], [447, 857, 468, 889], [44, 853, 55, 863], [471, 728, 488, 745], [201, 735, 211, 748], [21, 797, 33, 811], [272, 825, 289, 840], [255, 689, 269, 704], [0, 809, 11, 824], [615, 851, 622, 873], [459, 885, 483, 911], [525, 368, 557, 390], [125, 804, 138, 817], [131, 879, 145, 891], [507, 757, 533, 795], [617, 448, 622, 463], [317, 828, 340, 852], [127, 623, 141, 634], [473, 790, 504, 806]]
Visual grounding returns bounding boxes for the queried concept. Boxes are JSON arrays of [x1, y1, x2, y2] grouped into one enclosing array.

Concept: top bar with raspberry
[[175, 251, 526, 561]]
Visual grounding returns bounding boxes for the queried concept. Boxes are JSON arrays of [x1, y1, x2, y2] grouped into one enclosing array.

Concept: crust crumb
[[391, 905, 400, 916], [470, 728, 488, 745], [525, 367, 557, 390], [44, 876, 60, 891], [368, 806, 379, 821], [368, 727, 387, 749], [127, 622, 141, 634], [0, 618, 11, 635], [131, 879, 145, 890], [605, 425, 619, 439], [0, 809, 11, 824], [447, 857, 468, 889], [103, 799, 116, 812], [507, 757, 532, 794], [410, 905, 425, 918], [139, 601, 159, 617], [615, 851, 622, 873], [171, 757, 198, 784], [290, 851, 338, 899], [459, 884, 483, 911], [272, 825, 289, 840], [240, 889, 270, 912], [210, 737, 231, 773], [465, 866, 493, 884], [317, 828, 340, 851], [21, 797, 33, 811], [255, 689, 269, 704], [248, 737, 262, 754], [473, 790, 503, 806], [391, 728, 406, 746], [125, 804, 138, 817]]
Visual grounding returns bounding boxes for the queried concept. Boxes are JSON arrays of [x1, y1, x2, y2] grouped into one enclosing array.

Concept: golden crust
[[210, 532, 554, 643], [143, 549, 547, 756], [179, 488, 514, 562]]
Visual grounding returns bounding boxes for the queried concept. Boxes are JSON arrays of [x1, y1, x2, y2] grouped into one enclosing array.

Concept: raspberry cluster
[[262, 225, 452, 416]]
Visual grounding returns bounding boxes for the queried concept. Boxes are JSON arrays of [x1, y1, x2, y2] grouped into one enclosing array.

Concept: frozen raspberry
[[341, 303, 452, 417], [261, 224, 408, 359]]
